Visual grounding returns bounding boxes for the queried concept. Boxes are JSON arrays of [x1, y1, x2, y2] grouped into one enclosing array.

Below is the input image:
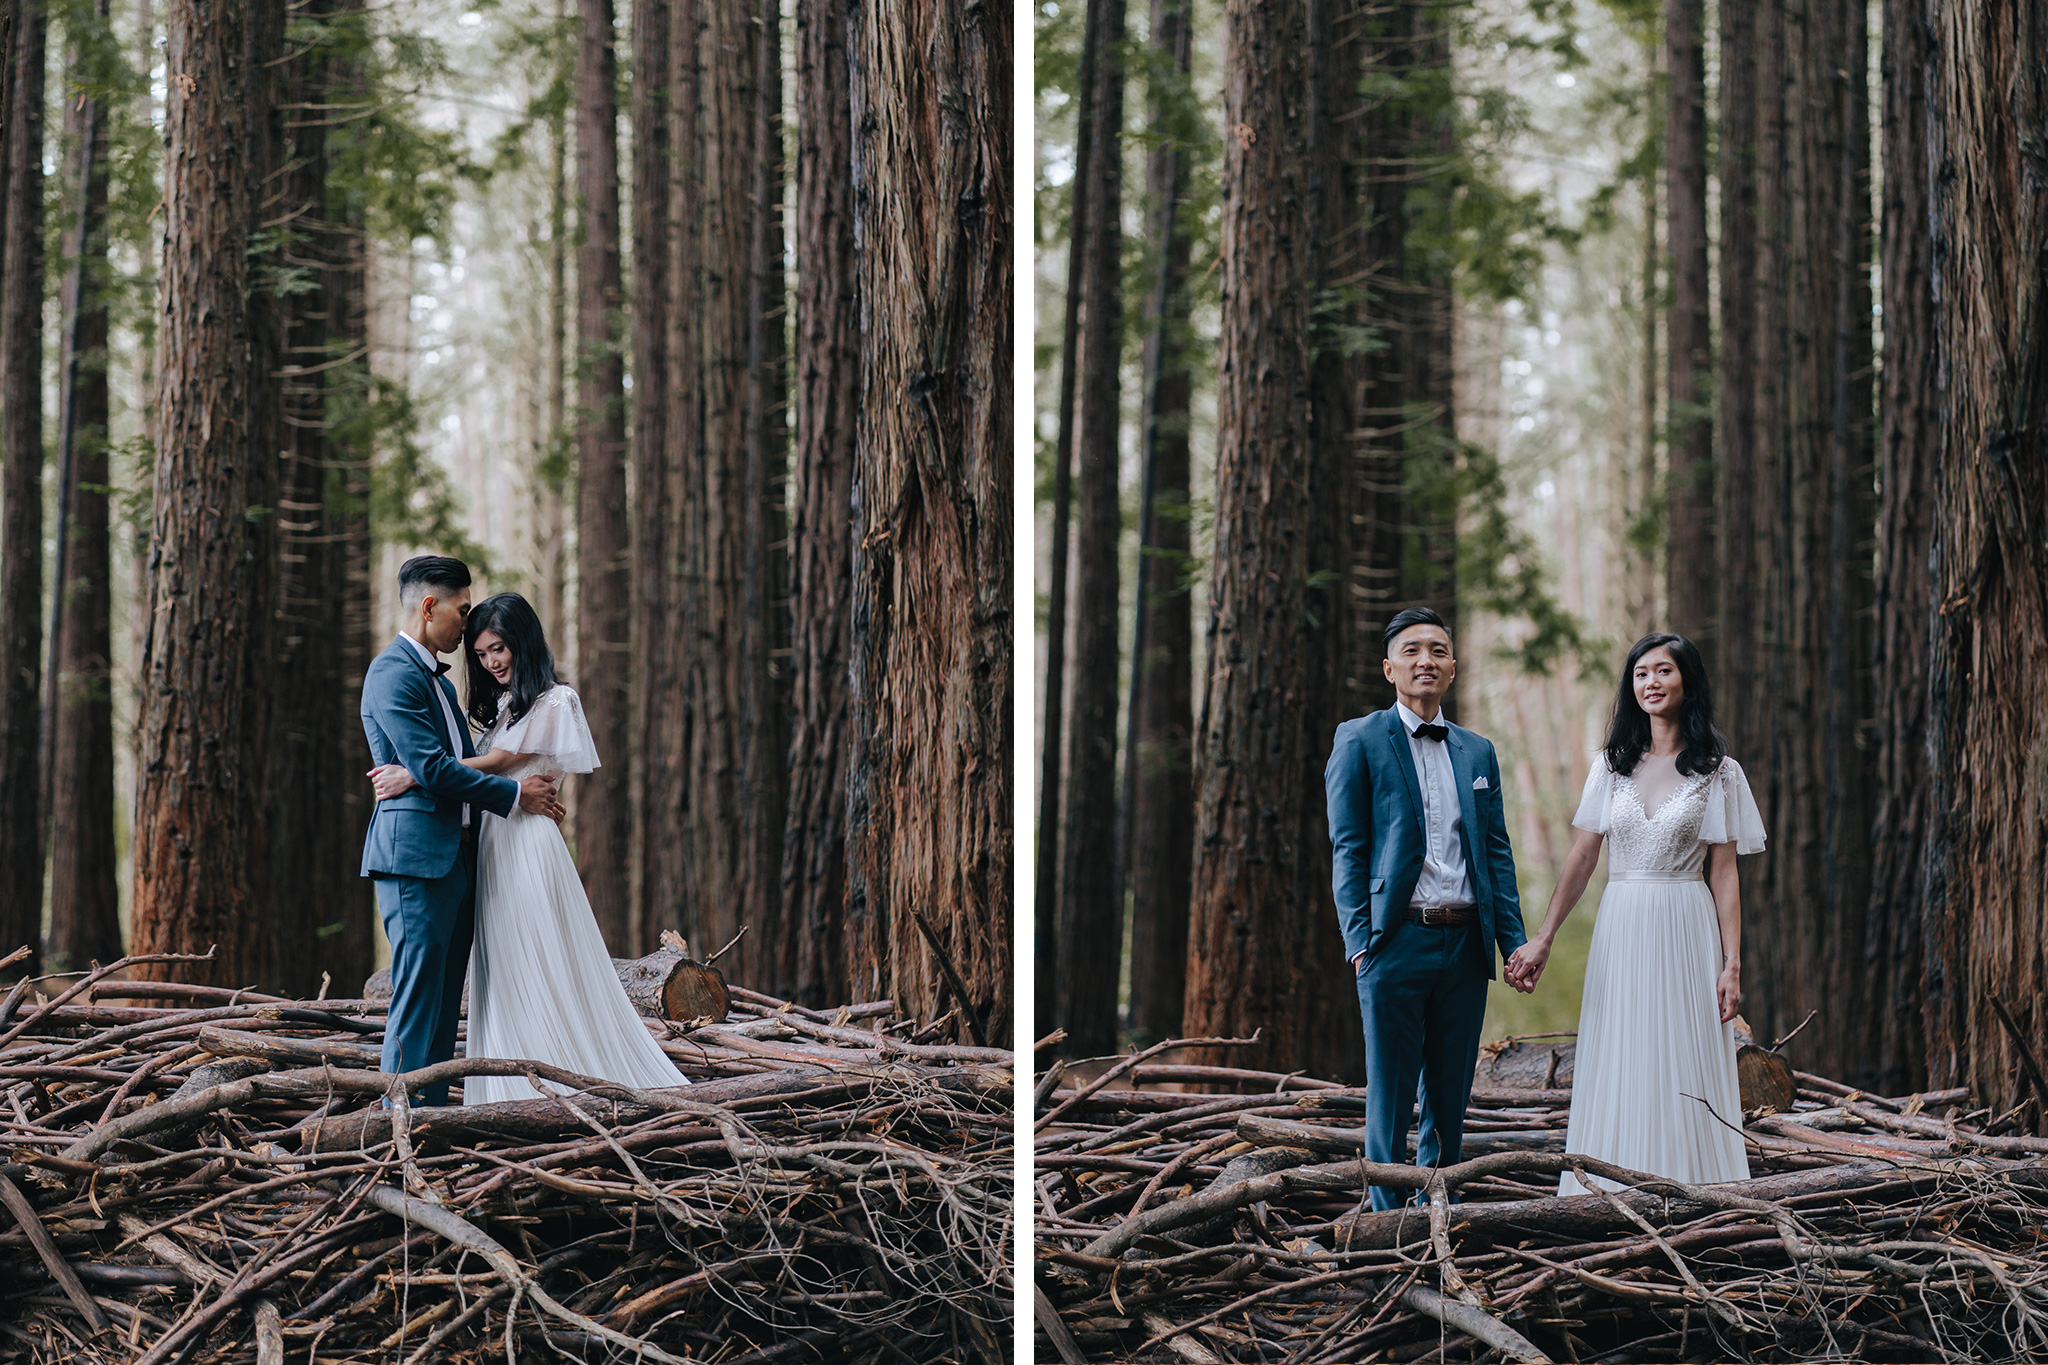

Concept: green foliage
[[344, 367, 493, 573]]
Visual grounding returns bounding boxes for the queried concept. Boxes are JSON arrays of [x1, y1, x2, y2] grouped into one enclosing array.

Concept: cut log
[[1738, 1043, 1796, 1113], [363, 949, 730, 1023], [1474, 1037, 1575, 1089]]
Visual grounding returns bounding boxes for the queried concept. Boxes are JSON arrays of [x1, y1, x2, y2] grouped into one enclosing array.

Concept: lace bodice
[[1572, 754, 1765, 876], [480, 684, 600, 784]]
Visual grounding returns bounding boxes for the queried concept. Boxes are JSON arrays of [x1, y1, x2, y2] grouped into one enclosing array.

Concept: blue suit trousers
[[373, 841, 477, 1106], [1356, 919, 1490, 1211]]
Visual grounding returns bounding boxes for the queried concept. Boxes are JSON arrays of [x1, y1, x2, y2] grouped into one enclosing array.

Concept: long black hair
[[1602, 632, 1726, 777], [464, 592, 561, 729]]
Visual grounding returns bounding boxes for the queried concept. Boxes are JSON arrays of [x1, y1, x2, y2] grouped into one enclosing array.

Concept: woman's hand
[[368, 763, 418, 800], [1505, 935, 1552, 993], [1717, 958, 1742, 1023]]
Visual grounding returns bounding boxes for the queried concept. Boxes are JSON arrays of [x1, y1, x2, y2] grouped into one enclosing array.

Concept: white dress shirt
[[400, 631, 470, 827], [1394, 701, 1473, 909]]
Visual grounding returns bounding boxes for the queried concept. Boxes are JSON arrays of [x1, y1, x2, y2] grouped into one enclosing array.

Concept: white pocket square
[[1472, 776, 1490, 790]]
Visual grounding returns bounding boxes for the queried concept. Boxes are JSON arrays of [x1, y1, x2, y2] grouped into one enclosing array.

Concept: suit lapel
[[391, 636, 465, 759], [1445, 727, 1482, 880], [438, 674, 475, 758], [1380, 709, 1425, 822]]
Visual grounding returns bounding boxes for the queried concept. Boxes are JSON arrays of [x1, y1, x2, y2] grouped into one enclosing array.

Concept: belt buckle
[[1419, 904, 1448, 925]]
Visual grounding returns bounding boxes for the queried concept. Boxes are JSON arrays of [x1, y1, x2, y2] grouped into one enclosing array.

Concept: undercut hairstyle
[[397, 555, 472, 613], [464, 592, 562, 729], [1383, 606, 1452, 657], [1602, 632, 1727, 778]]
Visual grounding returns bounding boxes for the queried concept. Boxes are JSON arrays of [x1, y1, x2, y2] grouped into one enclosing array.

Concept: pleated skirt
[[1558, 874, 1750, 1194], [464, 806, 691, 1105]]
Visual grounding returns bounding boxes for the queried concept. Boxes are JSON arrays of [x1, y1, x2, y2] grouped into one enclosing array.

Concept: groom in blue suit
[[360, 555, 564, 1105], [1326, 607, 1531, 1210]]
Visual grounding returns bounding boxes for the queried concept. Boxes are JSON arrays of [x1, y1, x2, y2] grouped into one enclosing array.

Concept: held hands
[[1717, 958, 1742, 1023], [1503, 936, 1551, 994]]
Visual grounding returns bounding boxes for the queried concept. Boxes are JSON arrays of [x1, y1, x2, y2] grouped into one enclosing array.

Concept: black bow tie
[[1410, 721, 1448, 743], [433, 660, 451, 677]]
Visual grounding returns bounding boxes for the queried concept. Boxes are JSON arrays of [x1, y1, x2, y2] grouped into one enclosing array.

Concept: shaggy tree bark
[[45, 0, 119, 973], [1122, 0, 1195, 1051], [1055, 0, 1127, 1059], [1714, 0, 1758, 724], [783, 0, 858, 1007], [1664, 0, 1714, 642], [1919, 0, 2048, 1113], [573, 0, 633, 950], [845, 0, 1010, 1044], [1184, 0, 1365, 1080], [0, 0, 42, 970], [1714, 0, 1874, 1079], [1862, 0, 1934, 1096], [132, 0, 275, 986]]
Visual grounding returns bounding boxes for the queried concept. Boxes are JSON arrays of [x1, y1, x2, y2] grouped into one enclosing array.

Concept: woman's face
[[474, 628, 514, 685], [1632, 646, 1683, 720]]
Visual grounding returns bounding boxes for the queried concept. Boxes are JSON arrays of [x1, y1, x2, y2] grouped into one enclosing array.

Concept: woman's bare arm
[[1707, 839, 1742, 1022]]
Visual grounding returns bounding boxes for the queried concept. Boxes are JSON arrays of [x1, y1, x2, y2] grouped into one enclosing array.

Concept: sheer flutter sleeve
[[490, 685, 600, 774], [1571, 756, 1615, 835], [1698, 757, 1766, 853]]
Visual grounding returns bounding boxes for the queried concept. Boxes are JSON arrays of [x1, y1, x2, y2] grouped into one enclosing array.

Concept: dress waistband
[[1607, 872, 1704, 884]]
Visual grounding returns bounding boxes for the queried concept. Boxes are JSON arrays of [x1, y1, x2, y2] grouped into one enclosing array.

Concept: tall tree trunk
[[1035, 0, 1098, 1033], [1055, 0, 1126, 1058], [1664, 0, 1714, 642], [1184, 0, 1364, 1080], [0, 0, 42, 970], [784, 0, 857, 1008], [627, 0, 668, 962], [573, 0, 633, 949], [1121, 0, 1195, 1052], [1920, 0, 2048, 1111], [45, 0, 119, 973], [1714, 0, 1874, 1079], [536, 29, 569, 641], [845, 0, 1010, 1042], [739, 0, 789, 996], [1861, 0, 1933, 1097], [1634, 168, 1660, 636], [132, 0, 275, 987]]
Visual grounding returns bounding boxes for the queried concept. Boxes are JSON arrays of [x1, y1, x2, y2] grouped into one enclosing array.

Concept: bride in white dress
[[370, 592, 689, 1104], [1505, 632, 1764, 1192]]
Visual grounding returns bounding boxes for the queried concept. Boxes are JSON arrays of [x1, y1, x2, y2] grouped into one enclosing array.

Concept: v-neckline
[[1624, 766, 1705, 822]]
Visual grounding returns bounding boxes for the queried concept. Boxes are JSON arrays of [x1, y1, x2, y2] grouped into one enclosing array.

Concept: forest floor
[[0, 951, 1013, 1364], [1035, 1036, 2048, 1364]]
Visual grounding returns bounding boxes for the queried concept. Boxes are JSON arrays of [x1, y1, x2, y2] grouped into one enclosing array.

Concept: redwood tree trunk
[[0, 0, 42, 969], [1055, 0, 1127, 1059], [845, 0, 1010, 1043], [784, 0, 858, 1008], [1122, 0, 1195, 1051], [132, 0, 274, 987], [1714, 0, 1874, 1079], [628, 0, 668, 962], [1862, 0, 1934, 1096], [573, 0, 633, 950], [1919, 0, 2048, 1113], [1664, 0, 1714, 642], [45, 0, 120, 973], [1184, 0, 1364, 1080]]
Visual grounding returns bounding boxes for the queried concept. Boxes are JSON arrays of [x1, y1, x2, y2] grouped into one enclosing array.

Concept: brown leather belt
[[1406, 904, 1475, 926]]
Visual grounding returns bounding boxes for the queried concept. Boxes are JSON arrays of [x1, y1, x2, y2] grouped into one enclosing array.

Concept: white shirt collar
[[1395, 700, 1446, 738], [398, 631, 443, 672]]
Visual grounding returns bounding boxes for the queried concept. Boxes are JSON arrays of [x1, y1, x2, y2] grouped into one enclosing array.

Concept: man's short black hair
[[1383, 606, 1451, 657], [397, 554, 472, 610]]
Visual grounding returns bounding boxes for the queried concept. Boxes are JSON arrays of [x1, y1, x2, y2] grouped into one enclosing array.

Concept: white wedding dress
[[463, 684, 690, 1105], [1557, 752, 1765, 1194]]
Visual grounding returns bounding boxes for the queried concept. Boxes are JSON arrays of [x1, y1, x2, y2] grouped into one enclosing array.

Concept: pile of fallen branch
[[0, 947, 1013, 1364], [1035, 1034, 2048, 1363]]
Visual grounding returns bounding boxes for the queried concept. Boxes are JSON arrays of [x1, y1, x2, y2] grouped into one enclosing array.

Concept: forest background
[[1034, 0, 2048, 1114], [0, 0, 1012, 1047]]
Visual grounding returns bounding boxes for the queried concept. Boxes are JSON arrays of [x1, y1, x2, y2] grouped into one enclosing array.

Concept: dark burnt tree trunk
[[845, 0, 1010, 1043], [738, 0, 789, 996], [1862, 0, 1933, 1096], [784, 0, 857, 1008], [1402, 12, 1458, 654], [45, 0, 120, 972], [1714, 0, 1757, 724], [1055, 0, 1126, 1058], [1034, 0, 1099, 1034], [132, 0, 277, 986], [627, 0, 668, 962], [1121, 0, 1195, 1051], [0, 0, 41, 970], [1664, 0, 1713, 642], [573, 0, 633, 949], [1919, 0, 2048, 1112], [1714, 0, 1874, 1079], [1184, 0, 1364, 1080]]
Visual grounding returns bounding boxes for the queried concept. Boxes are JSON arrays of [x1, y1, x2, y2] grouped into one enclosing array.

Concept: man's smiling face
[[1383, 623, 1455, 710]]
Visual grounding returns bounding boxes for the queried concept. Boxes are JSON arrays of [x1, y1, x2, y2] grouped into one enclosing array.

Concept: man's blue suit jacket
[[359, 637, 520, 881], [1325, 707, 1526, 975]]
